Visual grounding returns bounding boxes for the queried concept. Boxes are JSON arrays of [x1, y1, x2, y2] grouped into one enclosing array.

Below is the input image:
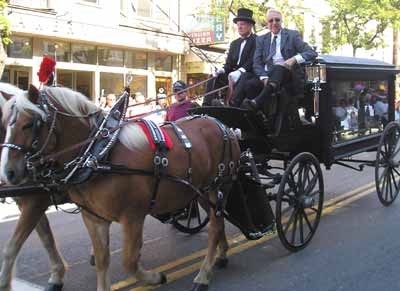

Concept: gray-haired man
[[242, 9, 317, 111]]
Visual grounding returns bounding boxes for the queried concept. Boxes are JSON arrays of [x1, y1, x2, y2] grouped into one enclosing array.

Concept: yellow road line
[[113, 182, 376, 291]]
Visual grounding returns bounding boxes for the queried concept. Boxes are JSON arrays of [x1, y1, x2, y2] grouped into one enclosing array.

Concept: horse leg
[[214, 222, 229, 269], [81, 211, 111, 291], [121, 220, 166, 286], [34, 214, 67, 291], [0, 198, 48, 291], [192, 206, 225, 291]]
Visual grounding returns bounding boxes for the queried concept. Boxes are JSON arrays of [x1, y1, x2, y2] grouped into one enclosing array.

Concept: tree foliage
[[0, 0, 10, 45], [209, 0, 306, 35], [322, 0, 399, 56]]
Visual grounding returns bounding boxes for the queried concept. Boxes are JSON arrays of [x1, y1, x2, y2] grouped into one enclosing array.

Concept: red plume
[[37, 56, 56, 83]]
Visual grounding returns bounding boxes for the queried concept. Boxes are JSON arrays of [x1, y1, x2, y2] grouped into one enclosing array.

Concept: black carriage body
[[192, 55, 399, 168], [318, 55, 399, 167]]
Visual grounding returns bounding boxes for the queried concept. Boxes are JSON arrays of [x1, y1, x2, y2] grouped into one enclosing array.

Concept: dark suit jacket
[[224, 33, 257, 74], [253, 28, 317, 94]]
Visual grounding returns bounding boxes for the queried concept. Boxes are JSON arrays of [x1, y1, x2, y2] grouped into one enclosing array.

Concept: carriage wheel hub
[[301, 197, 314, 208]]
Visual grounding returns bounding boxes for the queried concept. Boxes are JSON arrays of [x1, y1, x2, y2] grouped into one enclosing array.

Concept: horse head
[[0, 84, 100, 185]]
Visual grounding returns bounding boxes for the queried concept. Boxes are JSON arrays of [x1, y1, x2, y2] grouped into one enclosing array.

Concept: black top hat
[[233, 8, 255, 25]]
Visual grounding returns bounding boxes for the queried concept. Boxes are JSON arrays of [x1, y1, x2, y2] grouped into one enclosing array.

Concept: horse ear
[[28, 84, 40, 103], [0, 91, 13, 100]]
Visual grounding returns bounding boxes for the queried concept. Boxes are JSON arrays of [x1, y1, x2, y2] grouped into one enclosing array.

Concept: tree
[[208, 0, 306, 35], [0, 0, 11, 78], [322, 0, 392, 57]]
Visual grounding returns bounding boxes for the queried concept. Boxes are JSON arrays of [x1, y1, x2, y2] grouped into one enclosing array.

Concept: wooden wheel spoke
[[300, 164, 311, 194], [195, 202, 202, 225], [378, 167, 390, 187], [393, 167, 400, 177], [301, 208, 314, 233], [304, 174, 319, 195], [290, 210, 299, 245], [283, 208, 298, 235], [390, 170, 400, 193], [298, 211, 304, 244]]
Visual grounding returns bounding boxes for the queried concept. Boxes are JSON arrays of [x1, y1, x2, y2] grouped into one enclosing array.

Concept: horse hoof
[[45, 283, 63, 291], [191, 283, 208, 291], [215, 257, 229, 269], [89, 255, 96, 266], [160, 273, 167, 284]]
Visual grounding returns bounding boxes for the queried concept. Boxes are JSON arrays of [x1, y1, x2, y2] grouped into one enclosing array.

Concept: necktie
[[266, 35, 277, 69]]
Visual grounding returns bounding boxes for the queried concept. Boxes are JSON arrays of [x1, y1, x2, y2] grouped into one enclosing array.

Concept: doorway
[[1, 67, 31, 90]]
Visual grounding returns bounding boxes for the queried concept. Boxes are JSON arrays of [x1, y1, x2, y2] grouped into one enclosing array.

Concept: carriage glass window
[[125, 51, 147, 69], [72, 44, 97, 65], [7, 36, 32, 59], [331, 80, 389, 144], [155, 54, 173, 72], [41, 40, 71, 62], [98, 47, 124, 67]]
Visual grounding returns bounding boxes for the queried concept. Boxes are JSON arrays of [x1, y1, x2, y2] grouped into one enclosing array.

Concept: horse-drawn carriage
[[191, 55, 400, 251], [0, 55, 398, 291]]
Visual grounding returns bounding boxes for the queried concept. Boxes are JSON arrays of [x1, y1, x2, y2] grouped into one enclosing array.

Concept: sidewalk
[[13, 279, 44, 291]]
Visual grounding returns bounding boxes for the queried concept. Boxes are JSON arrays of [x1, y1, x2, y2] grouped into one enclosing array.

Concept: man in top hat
[[203, 8, 257, 106], [241, 8, 317, 112]]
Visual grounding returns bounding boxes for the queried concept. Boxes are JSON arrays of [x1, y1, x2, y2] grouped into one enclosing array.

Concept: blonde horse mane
[[2, 84, 148, 152]]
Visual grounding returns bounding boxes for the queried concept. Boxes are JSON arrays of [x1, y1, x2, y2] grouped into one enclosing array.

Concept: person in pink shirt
[[165, 81, 197, 122]]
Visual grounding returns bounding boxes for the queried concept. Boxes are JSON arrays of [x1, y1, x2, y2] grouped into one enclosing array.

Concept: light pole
[[54, 43, 58, 86]]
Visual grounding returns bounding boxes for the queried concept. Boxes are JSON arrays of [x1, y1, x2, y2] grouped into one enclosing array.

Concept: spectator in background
[[104, 94, 116, 111], [165, 81, 198, 122], [98, 96, 106, 108], [395, 100, 400, 121]]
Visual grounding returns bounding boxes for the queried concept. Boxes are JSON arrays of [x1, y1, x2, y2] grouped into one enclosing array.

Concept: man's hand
[[213, 67, 225, 77], [228, 70, 242, 83], [283, 57, 297, 68]]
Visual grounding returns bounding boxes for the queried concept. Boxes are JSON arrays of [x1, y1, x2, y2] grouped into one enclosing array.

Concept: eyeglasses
[[268, 18, 281, 23]]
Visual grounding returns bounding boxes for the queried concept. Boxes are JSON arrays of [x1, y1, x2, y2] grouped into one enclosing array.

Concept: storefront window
[[72, 44, 97, 65], [98, 47, 124, 67], [7, 36, 32, 59], [41, 40, 71, 62], [10, 0, 48, 8], [155, 54, 173, 72], [57, 70, 73, 89], [125, 51, 147, 69], [76, 71, 93, 98], [131, 75, 148, 99], [331, 80, 389, 143], [100, 72, 124, 96]]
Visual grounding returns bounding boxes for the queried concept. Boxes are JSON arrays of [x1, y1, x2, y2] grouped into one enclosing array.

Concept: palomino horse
[[0, 83, 67, 291], [0, 85, 241, 291]]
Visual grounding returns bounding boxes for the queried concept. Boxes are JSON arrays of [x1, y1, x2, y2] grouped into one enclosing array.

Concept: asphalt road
[[1, 152, 399, 291]]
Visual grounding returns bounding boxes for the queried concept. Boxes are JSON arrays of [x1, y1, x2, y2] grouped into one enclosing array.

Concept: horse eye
[[22, 121, 34, 130]]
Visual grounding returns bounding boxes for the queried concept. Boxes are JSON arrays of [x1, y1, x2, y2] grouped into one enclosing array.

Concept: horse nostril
[[6, 170, 15, 183]]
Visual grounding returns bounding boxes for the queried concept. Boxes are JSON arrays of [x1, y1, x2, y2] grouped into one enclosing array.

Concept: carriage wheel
[[172, 198, 209, 234], [276, 152, 324, 252], [375, 121, 400, 206]]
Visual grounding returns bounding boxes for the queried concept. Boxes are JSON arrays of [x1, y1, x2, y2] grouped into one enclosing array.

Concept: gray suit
[[253, 28, 317, 95]]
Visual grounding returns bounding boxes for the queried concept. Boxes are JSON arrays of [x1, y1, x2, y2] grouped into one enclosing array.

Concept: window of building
[[100, 72, 124, 96], [136, 0, 151, 17], [131, 75, 148, 98], [76, 71, 93, 98], [155, 54, 173, 72], [7, 36, 33, 59], [98, 47, 124, 67], [41, 40, 71, 62], [72, 44, 97, 65], [125, 50, 147, 69], [9, 0, 48, 8], [152, 0, 170, 21], [56, 70, 73, 89]]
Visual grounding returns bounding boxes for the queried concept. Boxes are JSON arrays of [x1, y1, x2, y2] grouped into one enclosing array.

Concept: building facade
[[3, 0, 190, 102]]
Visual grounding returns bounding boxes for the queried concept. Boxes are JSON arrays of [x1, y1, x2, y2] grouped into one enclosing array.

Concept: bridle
[[1, 90, 101, 180]]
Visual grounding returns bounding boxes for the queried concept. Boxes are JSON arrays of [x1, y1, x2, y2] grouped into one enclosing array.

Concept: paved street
[[1, 152, 399, 291]]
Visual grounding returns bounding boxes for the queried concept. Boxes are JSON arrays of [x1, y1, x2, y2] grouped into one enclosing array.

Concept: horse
[[0, 84, 241, 291], [0, 83, 67, 291]]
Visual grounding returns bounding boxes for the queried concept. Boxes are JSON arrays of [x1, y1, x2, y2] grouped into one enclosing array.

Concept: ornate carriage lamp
[[305, 59, 326, 118]]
